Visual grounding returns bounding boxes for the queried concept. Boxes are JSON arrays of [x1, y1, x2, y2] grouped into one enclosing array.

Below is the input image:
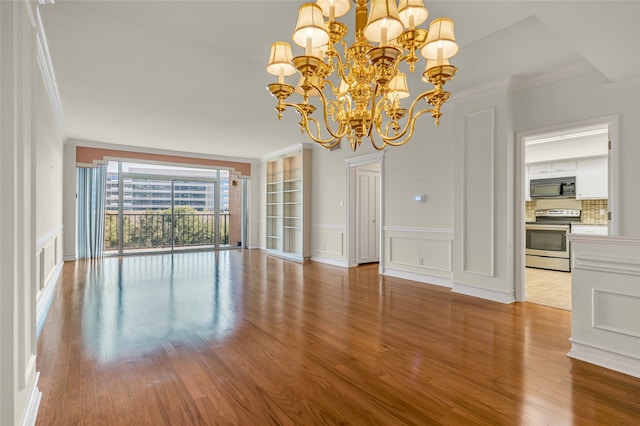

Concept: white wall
[[35, 62, 65, 321], [450, 86, 518, 303], [0, 1, 65, 424], [250, 160, 264, 249], [62, 144, 77, 260], [310, 145, 349, 263]]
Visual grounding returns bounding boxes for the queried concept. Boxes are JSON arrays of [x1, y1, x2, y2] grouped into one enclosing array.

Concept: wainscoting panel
[[35, 226, 64, 336], [568, 235, 640, 377], [462, 108, 495, 277], [594, 290, 640, 338], [312, 225, 346, 263], [383, 227, 453, 280]]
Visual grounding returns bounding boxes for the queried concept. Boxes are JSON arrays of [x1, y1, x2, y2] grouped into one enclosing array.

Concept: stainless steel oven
[[525, 208, 580, 272]]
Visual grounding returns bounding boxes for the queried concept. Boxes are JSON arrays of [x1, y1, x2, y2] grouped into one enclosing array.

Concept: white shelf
[[265, 150, 311, 260]]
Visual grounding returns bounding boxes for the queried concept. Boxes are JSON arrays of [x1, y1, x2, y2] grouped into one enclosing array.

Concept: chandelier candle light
[[266, 0, 459, 151]]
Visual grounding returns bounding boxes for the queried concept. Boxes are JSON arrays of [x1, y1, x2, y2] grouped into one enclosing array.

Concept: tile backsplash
[[581, 199, 608, 224], [525, 199, 608, 224], [525, 201, 536, 222]]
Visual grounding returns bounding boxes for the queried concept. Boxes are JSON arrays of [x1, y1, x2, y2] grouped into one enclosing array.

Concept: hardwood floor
[[36, 250, 640, 425], [525, 267, 572, 310]]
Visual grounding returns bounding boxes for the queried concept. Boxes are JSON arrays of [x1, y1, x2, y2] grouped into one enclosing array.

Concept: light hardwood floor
[[525, 267, 572, 310], [36, 250, 639, 424]]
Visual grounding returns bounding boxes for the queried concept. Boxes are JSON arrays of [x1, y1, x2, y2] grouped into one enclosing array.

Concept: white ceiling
[[39, 1, 640, 160]]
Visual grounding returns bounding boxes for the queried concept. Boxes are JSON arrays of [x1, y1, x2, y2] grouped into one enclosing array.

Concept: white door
[[356, 169, 380, 264]]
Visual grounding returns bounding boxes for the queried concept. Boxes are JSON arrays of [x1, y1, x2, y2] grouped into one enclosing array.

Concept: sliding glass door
[[104, 161, 240, 255]]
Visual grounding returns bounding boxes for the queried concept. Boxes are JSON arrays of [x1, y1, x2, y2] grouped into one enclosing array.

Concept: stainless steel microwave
[[530, 176, 576, 199]]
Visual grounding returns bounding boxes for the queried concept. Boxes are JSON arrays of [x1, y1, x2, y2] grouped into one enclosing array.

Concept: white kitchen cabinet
[[527, 160, 577, 179], [576, 156, 608, 199]]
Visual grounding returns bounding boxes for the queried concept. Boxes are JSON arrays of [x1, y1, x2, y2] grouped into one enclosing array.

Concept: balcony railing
[[105, 212, 230, 252]]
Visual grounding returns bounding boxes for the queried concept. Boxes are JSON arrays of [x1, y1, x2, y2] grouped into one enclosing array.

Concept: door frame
[[345, 151, 385, 270], [514, 114, 619, 302]]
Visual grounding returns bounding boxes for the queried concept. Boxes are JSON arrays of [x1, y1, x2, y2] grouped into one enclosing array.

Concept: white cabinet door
[[576, 156, 608, 199], [551, 160, 577, 172]]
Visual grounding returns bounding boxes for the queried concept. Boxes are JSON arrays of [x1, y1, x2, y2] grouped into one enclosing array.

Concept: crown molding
[[510, 59, 595, 92], [34, 3, 68, 140], [261, 142, 312, 162], [605, 77, 640, 91], [447, 59, 598, 106], [446, 78, 511, 107]]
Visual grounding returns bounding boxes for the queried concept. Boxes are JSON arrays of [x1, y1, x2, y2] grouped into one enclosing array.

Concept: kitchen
[[524, 124, 609, 310]]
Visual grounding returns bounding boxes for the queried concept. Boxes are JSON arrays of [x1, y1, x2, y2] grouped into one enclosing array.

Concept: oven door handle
[[526, 225, 571, 232]]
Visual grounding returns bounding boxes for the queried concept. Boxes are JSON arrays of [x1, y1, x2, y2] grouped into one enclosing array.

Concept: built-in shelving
[[265, 148, 311, 260]]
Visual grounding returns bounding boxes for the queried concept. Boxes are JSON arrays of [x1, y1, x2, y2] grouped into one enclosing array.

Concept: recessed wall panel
[[313, 226, 345, 258], [463, 108, 495, 276], [389, 236, 452, 272], [594, 290, 640, 338]]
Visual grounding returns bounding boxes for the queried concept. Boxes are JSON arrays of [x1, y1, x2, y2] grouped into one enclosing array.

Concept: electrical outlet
[[417, 257, 423, 266]]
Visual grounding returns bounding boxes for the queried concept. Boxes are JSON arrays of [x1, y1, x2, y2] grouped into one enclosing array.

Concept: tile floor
[[525, 267, 572, 310]]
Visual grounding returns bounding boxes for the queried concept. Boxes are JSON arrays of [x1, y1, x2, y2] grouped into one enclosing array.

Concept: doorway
[[346, 152, 385, 269], [515, 116, 618, 307]]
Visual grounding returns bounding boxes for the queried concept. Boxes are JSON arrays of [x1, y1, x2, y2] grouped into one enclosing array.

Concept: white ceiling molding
[[35, 5, 67, 140], [605, 77, 640, 91], [509, 59, 596, 92], [261, 142, 314, 163], [446, 78, 512, 107]]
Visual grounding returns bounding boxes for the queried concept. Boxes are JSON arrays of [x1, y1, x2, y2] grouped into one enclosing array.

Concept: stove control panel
[[535, 209, 581, 218]]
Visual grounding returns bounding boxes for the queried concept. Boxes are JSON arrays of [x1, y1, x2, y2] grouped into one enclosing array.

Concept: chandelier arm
[[329, 45, 351, 84], [378, 108, 432, 146], [364, 82, 384, 140], [367, 129, 389, 151], [310, 81, 351, 140], [283, 102, 344, 146], [324, 79, 343, 100], [374, 90, 435, 142]]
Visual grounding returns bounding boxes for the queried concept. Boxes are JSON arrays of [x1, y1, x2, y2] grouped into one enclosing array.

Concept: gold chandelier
[[266, 0, 459, 151]]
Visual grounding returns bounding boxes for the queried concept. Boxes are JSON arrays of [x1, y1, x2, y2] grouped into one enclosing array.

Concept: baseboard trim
[[36, 258, 63, 338], [63, 254, 76, 262], [568, 339, 640, 378], [21, 372, 41, 426], [310, 256, 348, 268], [382, 268, 453, 288], [452, 281, 516, 304]]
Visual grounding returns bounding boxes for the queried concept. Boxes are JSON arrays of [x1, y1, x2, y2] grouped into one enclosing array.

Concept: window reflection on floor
[[81, 252, 238, 363]]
